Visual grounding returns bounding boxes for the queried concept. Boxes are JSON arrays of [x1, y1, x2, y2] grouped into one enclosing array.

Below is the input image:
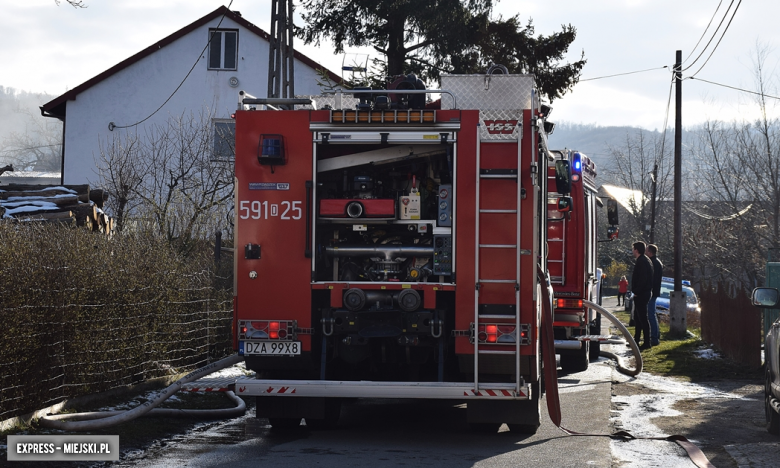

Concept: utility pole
[[670, 50, 687, 337], [267, 0, 295, 99], [649, 163, 658, 244]]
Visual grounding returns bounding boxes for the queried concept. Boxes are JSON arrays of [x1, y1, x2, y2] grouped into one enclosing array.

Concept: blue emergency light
[[572, 153, 582, 172], [258, 134, 286, 166]]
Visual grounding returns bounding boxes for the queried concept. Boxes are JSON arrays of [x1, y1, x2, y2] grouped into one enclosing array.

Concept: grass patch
[[609, 308, 763, 381]]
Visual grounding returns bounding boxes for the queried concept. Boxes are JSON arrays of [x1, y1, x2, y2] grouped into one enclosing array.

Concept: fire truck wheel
[[560, 341, 589, 373], [589, 341, 601, 361], [767, 368, 780, 435], [304, 399, 342, 430], [468, 423, 501, 433], [508, 380, 541, 434], [589, 314, 602, 361], [269, 418, 303, 430]]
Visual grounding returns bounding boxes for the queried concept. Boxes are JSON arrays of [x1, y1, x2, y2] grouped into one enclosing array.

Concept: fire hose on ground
[[538, 269, 714, 468], [38, 354, 245, 431], [583, 299, 643, 377]]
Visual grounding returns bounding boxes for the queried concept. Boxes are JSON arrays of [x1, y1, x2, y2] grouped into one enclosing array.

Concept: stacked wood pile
[[0, 183, 114, 235]]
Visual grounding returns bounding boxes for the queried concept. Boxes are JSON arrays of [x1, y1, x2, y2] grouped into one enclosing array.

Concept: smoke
[[0, 86, 61, 170]]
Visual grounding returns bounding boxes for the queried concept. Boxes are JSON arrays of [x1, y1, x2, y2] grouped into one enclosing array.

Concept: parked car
[[625, 277, 700, 318], [653, 278, 700, 316], [750, 287, 780, 435]]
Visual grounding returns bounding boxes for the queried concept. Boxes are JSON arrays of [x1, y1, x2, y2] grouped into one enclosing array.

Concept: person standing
[[617, 276, 628, 306], [631, 241, 654, 350], [647, 244, 664, 346]]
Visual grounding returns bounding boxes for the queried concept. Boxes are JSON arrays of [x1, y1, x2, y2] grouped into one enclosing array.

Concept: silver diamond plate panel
[[440, 75, 536, 111], [479, 109, 522, 141], [297, 94, 360, 110]]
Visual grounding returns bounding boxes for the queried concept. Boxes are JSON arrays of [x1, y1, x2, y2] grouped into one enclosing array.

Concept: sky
[[3, 0, 780, 130]]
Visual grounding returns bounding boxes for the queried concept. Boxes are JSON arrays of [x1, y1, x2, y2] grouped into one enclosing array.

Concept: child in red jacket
[[617, 276, 628, 306]]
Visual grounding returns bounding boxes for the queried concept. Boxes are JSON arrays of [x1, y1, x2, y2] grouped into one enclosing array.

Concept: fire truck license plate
[[242, 341, 301, 355]]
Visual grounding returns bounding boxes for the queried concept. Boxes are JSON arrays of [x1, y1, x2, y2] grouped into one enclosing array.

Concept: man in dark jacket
[[631, 241, 654, 350], [647, 244, 663, 346]]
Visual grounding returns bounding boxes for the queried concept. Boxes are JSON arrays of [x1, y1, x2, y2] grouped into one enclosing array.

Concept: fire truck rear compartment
[[314, 145, 451, 283]]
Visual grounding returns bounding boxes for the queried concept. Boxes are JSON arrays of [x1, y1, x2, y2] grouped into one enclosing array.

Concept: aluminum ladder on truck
[[473, 123, 524, 395], [546, 197, 566, 286]]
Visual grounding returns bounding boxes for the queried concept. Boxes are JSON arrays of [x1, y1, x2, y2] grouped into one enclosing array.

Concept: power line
[[684, 0, 742, 76], [578, 66, 668, 82], [111, 1, 234, 131], [689, 76, 780, 101], [681, 0, 723, 65], [681, 0, 735, 71], [658, 74, 675, 162]]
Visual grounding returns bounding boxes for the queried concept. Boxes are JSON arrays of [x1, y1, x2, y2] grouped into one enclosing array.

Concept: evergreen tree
[[298, 0, 585, 101]]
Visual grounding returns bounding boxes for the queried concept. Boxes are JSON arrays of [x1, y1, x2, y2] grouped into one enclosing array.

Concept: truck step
[[235, 378, 532, 400], [180, 377, 237, 392], [576, 335, 625, 344]]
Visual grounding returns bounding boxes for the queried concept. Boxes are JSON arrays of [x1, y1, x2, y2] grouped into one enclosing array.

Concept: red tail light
[[475, 324, 530, 345], [556, 298, 583, 309], [238, 320, 296, 340]]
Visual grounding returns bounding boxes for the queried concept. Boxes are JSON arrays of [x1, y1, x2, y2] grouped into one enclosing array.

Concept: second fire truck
[[547, 150, 619, 372]]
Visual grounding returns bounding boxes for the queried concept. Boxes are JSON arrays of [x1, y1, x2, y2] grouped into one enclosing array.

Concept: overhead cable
[[657, 74, 675, 163], [684, 203, 751, 221], [685, 0, 742, 77], [578, 66, 668, 82], [681, 0, 735, 72], [689, 77, 780, 101], [682, 0, 724, 66], [111, 1, 234, 131]]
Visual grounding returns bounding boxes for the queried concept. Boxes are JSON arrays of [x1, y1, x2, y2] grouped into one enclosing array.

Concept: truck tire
[[588, 340, 601, 362], [304, 399, 342, 430], [269, 418, 303, 430], [767, 368, 780, 435], [589, 315, 602, 361], [507, 381, 541, 434], [468, 423, 501, 433], [560, 341, 589, 373], [467, 382, 540, 434]]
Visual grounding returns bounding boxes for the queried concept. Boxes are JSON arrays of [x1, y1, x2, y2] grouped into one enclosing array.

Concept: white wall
[[62, 16, 325, 185]]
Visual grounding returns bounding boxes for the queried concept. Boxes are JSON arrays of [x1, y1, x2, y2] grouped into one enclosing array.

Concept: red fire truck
[[232, 72, 555, 432], [547, 150, 618, 372]]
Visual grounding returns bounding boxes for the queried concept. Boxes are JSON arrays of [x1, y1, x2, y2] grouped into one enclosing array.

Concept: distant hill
[[547, 122, 698, 174]]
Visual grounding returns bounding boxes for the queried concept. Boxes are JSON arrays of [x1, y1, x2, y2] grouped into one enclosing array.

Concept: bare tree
[[97, 131, 143, 232], [0, 107, 62, 172], [605, 129, 674, 240], [55, 1, 87, 7], [97, 108, 234, 251], [686, 42, 780, 291]]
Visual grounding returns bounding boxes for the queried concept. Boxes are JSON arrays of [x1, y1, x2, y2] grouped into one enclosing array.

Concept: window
[[213, 121, 235, 161], [208, 29, 238, 70]]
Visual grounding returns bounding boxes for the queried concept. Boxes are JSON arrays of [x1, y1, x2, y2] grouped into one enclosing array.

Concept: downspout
[[40, 105, 66, 185]]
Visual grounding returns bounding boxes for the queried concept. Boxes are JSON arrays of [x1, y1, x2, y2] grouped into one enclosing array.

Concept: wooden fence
[[699, 283, 762, 368]]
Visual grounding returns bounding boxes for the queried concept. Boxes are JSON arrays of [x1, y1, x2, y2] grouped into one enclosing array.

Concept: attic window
[[208, 29, 238, 70]]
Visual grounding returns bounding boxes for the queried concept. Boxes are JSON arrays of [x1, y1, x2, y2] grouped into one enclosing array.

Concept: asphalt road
[[114, 361, 614, 468]]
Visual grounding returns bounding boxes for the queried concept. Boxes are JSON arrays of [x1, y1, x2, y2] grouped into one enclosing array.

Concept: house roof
[[40, 6, 342, 119]]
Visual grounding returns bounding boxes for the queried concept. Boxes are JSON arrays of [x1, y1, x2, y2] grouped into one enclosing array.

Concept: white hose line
[[583, 300, 643, 377], [39, 354, 244, 431], [41, 391, 246, 422]]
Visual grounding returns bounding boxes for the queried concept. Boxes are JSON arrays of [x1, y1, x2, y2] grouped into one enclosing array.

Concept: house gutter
[[40, 106, 66, 185]]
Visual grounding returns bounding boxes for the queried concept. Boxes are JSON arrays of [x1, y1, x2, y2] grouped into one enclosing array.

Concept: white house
[[41, 6, 340, 185]]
